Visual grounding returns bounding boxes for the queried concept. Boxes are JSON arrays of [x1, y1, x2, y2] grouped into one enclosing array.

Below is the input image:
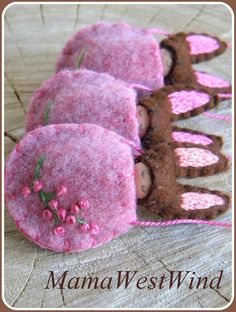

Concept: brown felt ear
[[158, 184, 230, 220], [172, 126, 223, 151], [174, 146, 229, 178], [185, 33, 228, 63]]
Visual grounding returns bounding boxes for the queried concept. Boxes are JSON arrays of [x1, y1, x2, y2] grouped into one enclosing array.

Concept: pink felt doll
[[56, 22, 231, 95], [5, 124, 230, 253], [26, 69, 227, 152]]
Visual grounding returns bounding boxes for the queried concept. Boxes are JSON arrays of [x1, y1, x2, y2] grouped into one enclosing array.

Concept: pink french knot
[[186, 35, 220, 55], [181, 192, 224, 210], [90, 223, 99, 235], [33, 180, 43, 193], [70, 204, 80, 215], [175, 147, 219, 167], [56, 185, 67, 197], [41, 209, 53, 220], [79, 199, 90, 209], [168, 90, 210, 114], [48, 199, 58, 210], [21, 186, 31, 197], [54, 226, 65, 236], [195, 72, 230, 88], [66, 215, 76, 225], [58, 208, 67, 221], [172, 131, 213, 146], [81, 223, 90, 233]]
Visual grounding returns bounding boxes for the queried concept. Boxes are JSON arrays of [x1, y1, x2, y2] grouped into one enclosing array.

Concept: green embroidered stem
[[34, 155, 45, 181], [76, 217, 87, 225], [77, 50, 85, 68], [43, 102, 52, 125]]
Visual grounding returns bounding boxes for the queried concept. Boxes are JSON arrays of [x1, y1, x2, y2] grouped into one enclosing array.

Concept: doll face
[[136, 105, 150, 138], [160, 48, 173, 77], [134, 162, 152, 199]]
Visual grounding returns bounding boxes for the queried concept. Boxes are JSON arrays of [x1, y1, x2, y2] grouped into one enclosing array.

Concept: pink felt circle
[[196, 72, 230, 88], [175, 147, 219, 167], [181, 192, 224, 210], [168, 90, 210, 114], [172, 131, 213, 146], [186, 35, 220, 55], [5, 124, 137, 253]]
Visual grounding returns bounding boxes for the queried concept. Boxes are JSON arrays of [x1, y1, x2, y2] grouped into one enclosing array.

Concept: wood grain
[[4, 3, 232, 309]]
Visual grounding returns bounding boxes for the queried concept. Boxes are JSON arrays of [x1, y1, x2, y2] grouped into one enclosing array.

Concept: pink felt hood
[[26, 69, 140, 147], [56, 22, 164, 90], [5, 124, 137, 253]]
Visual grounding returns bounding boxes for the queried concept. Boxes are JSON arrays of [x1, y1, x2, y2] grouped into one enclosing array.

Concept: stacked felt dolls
[[5, 22, 232, 253]]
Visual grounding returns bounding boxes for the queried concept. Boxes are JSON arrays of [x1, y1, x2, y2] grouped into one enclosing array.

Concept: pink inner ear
[[172, 131, 213, 145], [181, 192, 224, 210], [196, 72, 230, 88], [186, 35, 220, 55], [175, 147, 219, 167], [168, 90, 210, 114]]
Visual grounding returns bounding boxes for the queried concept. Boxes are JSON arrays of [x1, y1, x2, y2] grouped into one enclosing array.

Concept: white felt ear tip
[[180, 192, 225, 211], [186, 34, 220, 55], [175, 147, 219, 167]]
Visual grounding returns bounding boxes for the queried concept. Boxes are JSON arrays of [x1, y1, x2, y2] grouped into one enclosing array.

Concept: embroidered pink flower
[[79, 199, 90, 209], [80, 223, 90, 233], [90, 223, 99, 235], [41, 209, 53, 220], [54, 226, 65, 236], [48, 199, 58, 210], [33, 180, 43, 193], [58, 208, 67, 221], [56, 185, 68, 197], [21, 186, 31, 197], [70, 204, 80, 215], [66, 215, 76, 225]]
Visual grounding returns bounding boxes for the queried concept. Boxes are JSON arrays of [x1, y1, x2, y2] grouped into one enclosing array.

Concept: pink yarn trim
[[186, 35, 220, 55], [172, 131, 213, 146], [129, 83, 152, 91], [146, 28, 170, 36], [130, 220, 231, 228], [203, 112, 231, 122], [218, 93, 232, 99]]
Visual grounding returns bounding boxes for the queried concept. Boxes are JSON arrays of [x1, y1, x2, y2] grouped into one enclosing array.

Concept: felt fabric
[[5, 124, 137, 253], [140, 84, 221, 148], [56, 22, 164, 90], [137, 144, 230, 220], [26, 69, 140, 147], [161, 32, 231, 94]]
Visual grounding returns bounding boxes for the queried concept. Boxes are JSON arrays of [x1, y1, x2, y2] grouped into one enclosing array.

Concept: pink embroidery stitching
[[196, 72, 230, 88], [172, 131, 213, 145], [186, 35, 220, 55], [168, 90, 210, 114], [175, 147, 219, 167], [181, 192, 224, 210]]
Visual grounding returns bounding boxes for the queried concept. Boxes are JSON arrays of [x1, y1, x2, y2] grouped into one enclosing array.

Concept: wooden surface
[[4, 3, 232, 309]]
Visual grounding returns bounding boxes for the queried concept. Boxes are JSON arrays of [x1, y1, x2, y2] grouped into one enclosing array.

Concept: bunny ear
[[168, 185, 230, 220], [167, 88, 219, 120], [172, 126, 223, 150], [195, 71, 231, 94], [174, 146, 229, 178], [186, 34, 227, 63]]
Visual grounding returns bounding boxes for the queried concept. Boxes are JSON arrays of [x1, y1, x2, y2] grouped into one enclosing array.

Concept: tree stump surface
[[4, 3, 232, 309]]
